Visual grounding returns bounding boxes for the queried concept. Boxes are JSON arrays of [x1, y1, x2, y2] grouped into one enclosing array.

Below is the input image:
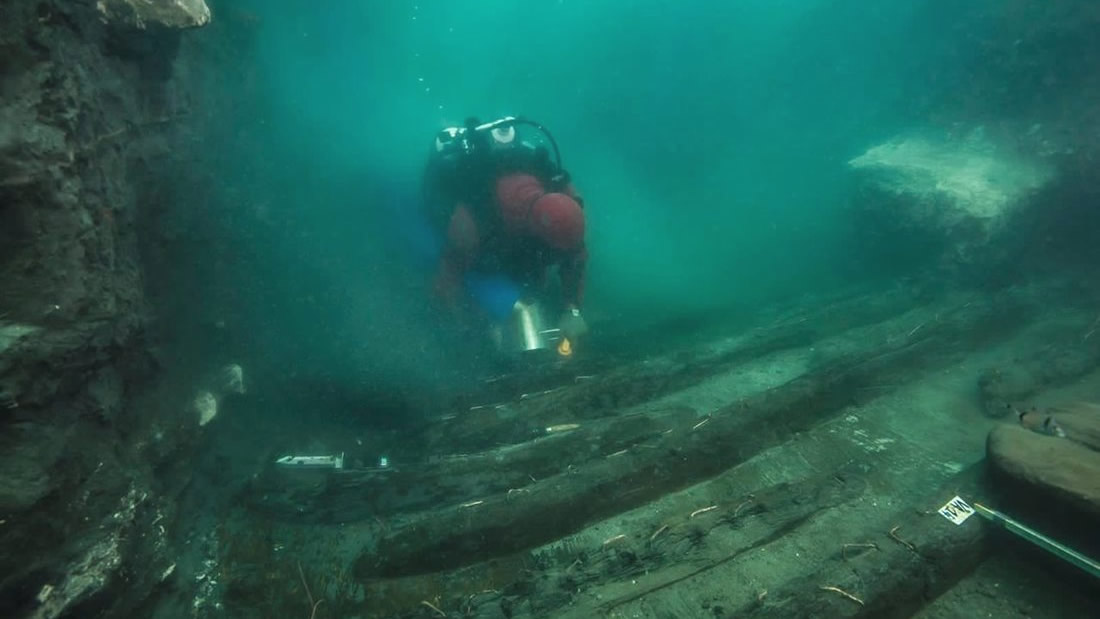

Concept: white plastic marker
[[937, 495, 976, 525], [938, 495, 1100, 579]]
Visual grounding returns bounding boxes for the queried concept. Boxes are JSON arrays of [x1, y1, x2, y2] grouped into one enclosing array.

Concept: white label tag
[[938, 495, 976, 525]]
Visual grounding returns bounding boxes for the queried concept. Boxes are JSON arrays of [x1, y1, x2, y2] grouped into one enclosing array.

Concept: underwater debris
[[1083, 314, 1099, 342], [192, 391, 217, 426], [841, 542, 880, 560], [296, 562, 324, 619], [888, 525, 918, 553], [420, 599, 446, 617], [520, 387, 564, 400], [819, 585, 864, 606], [649, 524, 670, 542], [218, 363, 245, 395], [733, 495, 756, 517], [689, 505, 718, 518], [159, 563, 175, 582], [601, 534, 627, 547]]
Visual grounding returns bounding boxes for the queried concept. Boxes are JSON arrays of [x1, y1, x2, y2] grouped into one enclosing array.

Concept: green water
[[181, 0, 1029, 394], [141, 2, 1100, 617]]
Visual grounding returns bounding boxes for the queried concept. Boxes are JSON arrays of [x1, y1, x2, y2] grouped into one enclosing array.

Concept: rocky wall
[[0, 1, 211, 617]]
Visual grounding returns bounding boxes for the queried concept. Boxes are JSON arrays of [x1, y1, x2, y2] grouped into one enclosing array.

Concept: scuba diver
[[422, 116, 588, 358]]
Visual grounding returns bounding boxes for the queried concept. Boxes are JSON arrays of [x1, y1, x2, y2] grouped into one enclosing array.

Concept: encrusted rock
[[848, 128, 1053, 269], [850, 129, 1051, 225], [96, 0, 212, 30]]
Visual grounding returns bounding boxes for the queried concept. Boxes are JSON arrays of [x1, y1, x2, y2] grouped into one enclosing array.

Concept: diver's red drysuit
[[432, 171, 588, 311]]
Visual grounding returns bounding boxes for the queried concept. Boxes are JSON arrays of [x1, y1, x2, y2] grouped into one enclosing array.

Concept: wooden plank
[[353, 294, 1027, 578], [736, 466, 990, 618]]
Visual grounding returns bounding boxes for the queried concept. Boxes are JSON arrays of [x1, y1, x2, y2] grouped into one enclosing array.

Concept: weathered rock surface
[[97, 0, 212, 30], [0, 1, 212, 617], [1, 1, 156, 325], [987, 423, 1100, 517], [850, 131, 1051, 222], [847, 129, 1053, 273]]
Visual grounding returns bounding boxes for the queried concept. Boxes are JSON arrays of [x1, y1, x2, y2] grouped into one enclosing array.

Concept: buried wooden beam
[[583, 463, 870, 615], [249, 287, 913, 524], [431, 285, 937, 455], [352, 294, 1031, 579], [976, 316, 1100, 417], [245, 407, 691, 522], [485, 286, 936, 428], [735, 466, 991, 618], [359, 461, 869, 618], [247, 292, 1006, 524]]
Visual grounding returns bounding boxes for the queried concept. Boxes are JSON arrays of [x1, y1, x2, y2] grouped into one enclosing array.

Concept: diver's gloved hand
[[559, 306, 589, 342]]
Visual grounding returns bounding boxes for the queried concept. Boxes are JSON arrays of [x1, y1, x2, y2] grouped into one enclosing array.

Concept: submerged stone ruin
[[847, 129, 1055, 277]]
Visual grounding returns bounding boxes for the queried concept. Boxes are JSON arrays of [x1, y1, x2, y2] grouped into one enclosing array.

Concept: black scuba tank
[[421, 116, 570, 230]]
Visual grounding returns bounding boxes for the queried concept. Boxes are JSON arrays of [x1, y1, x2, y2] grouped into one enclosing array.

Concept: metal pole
[[973, 502, 1100, 579]]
